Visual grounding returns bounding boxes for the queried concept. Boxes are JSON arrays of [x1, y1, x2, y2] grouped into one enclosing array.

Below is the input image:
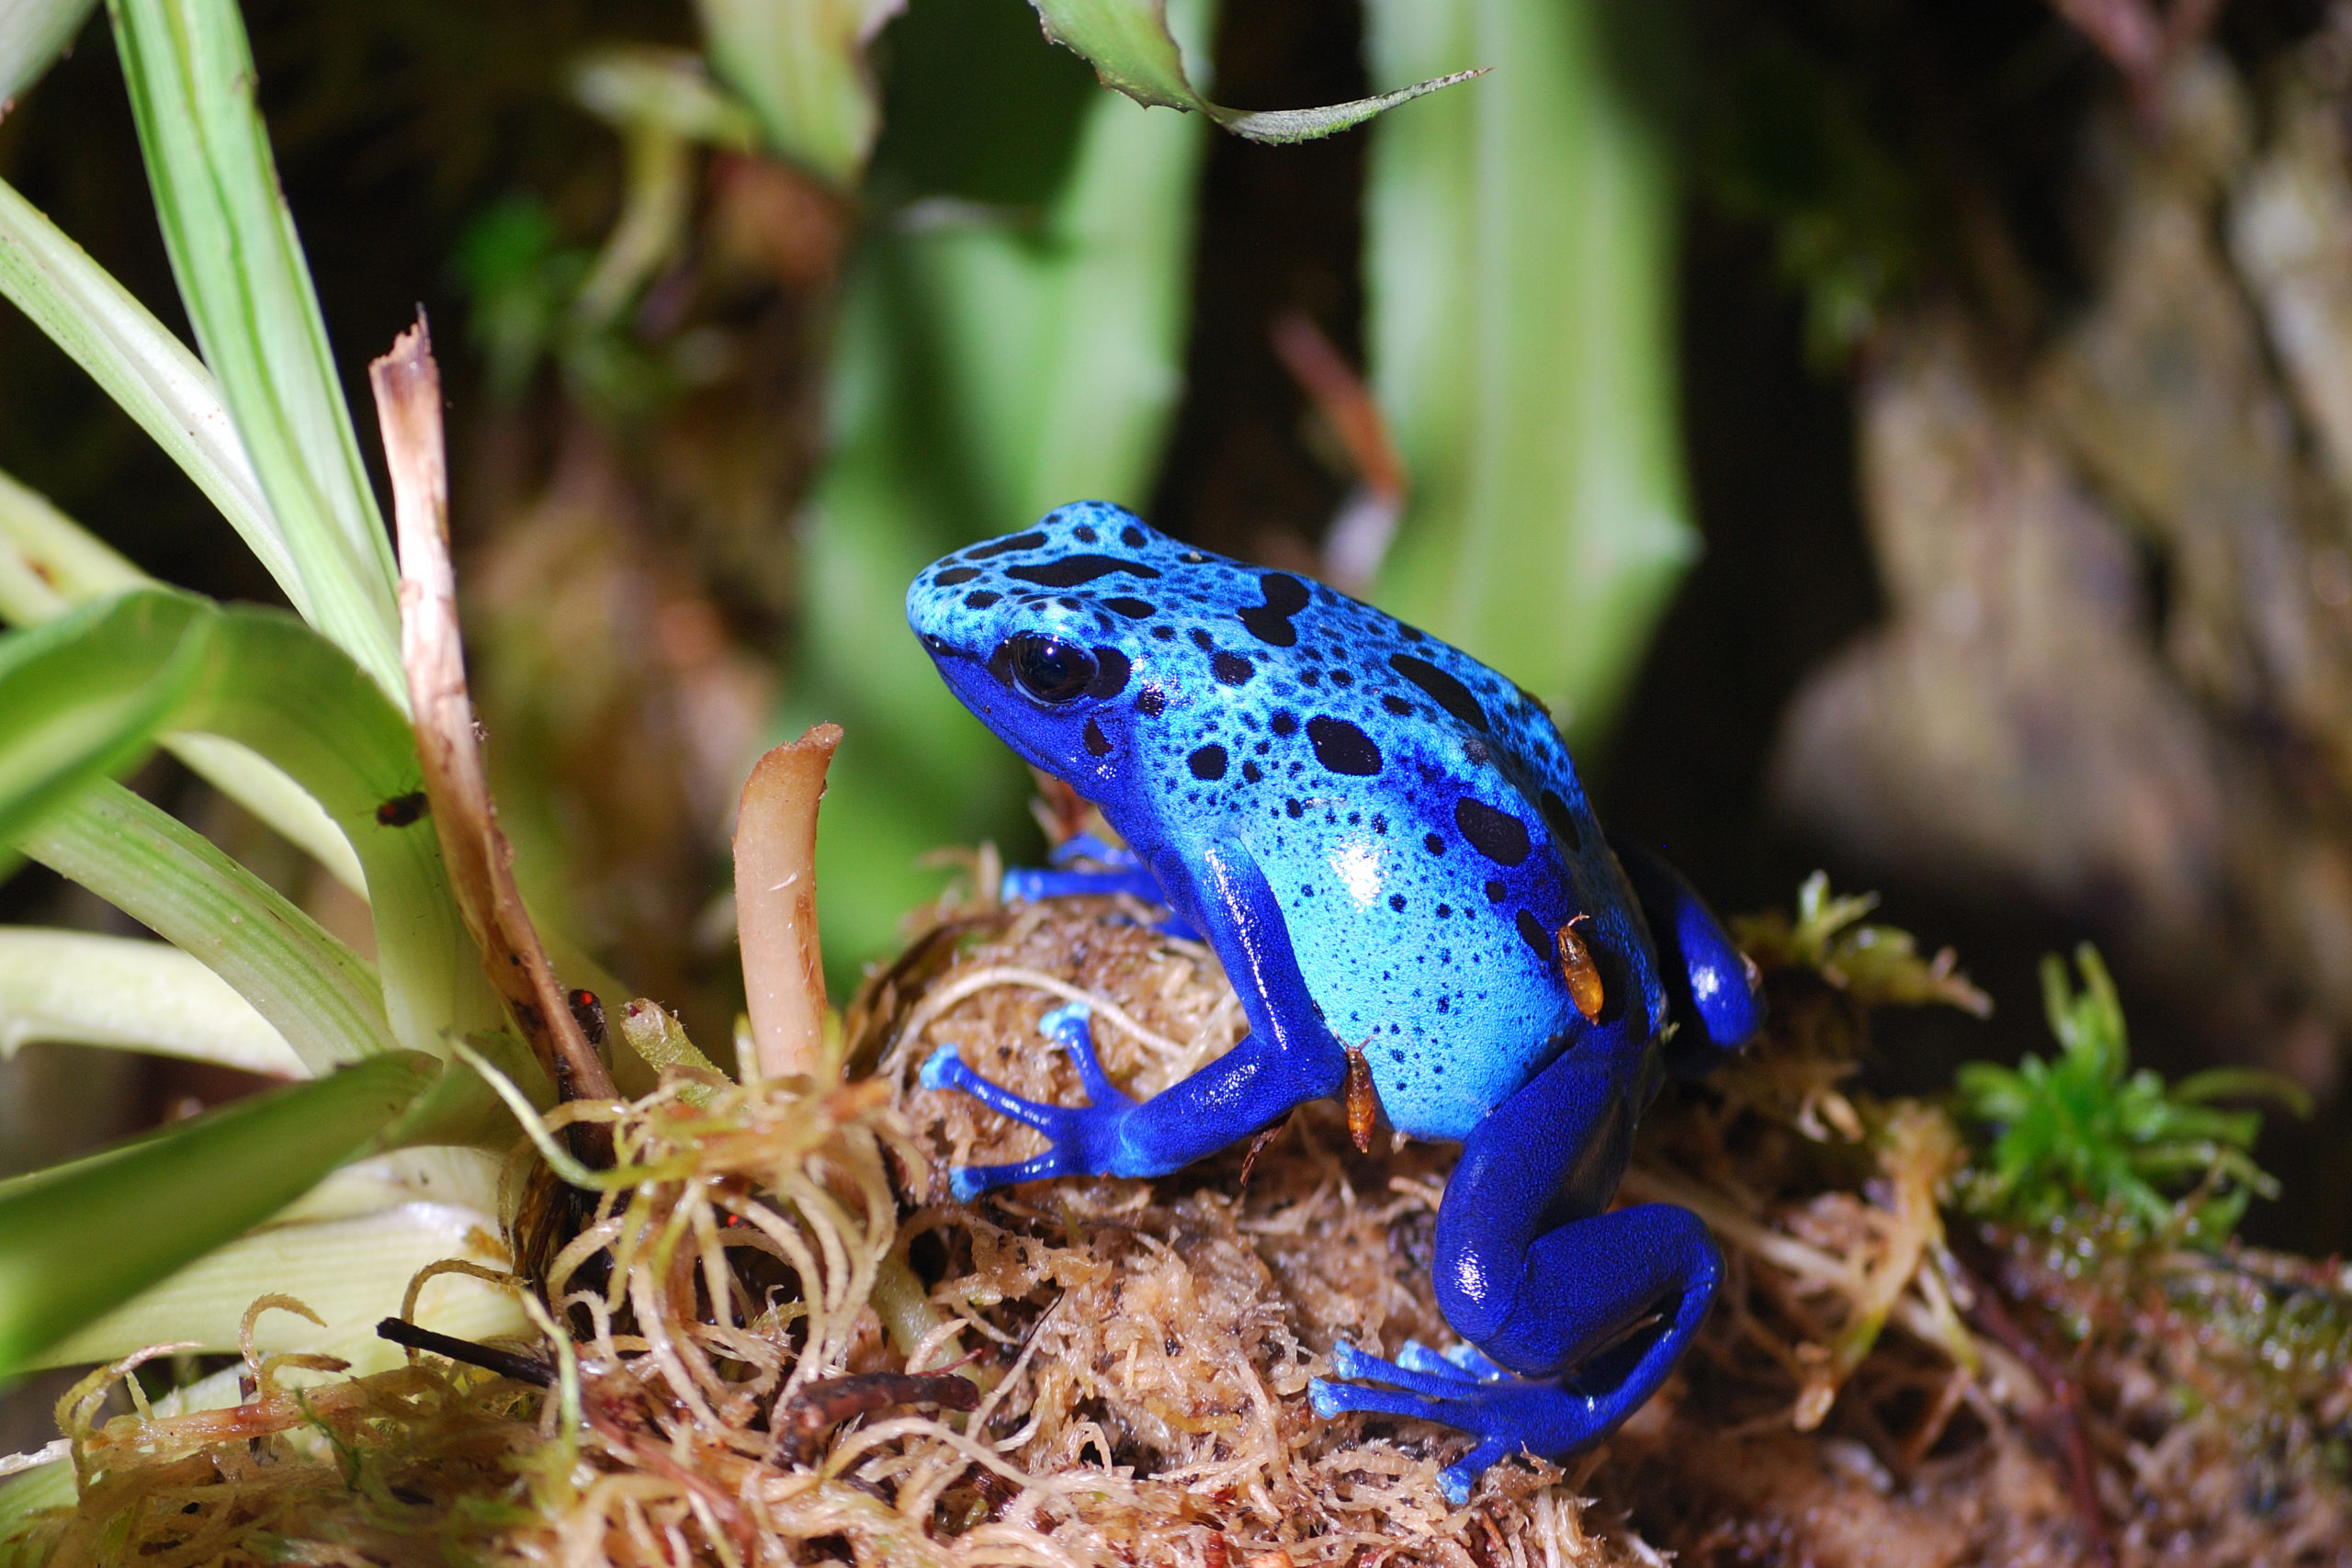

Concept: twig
[[375, 1316, 555, 1388], [775, 1371, 981, 1464], [369, 315, 618, 1120], [1272, 312, 1408, 594]]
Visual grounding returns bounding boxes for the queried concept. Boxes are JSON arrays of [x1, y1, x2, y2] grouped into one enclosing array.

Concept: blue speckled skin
[[907, 502, 1764, 1502]]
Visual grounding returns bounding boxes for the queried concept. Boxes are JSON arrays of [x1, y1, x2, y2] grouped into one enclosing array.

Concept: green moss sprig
[[1957, 945, 2309, 1245]]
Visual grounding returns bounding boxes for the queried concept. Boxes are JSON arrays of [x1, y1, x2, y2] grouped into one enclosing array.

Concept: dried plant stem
[[369, 315, 616, 1107], [732, 727, 842, 1080]]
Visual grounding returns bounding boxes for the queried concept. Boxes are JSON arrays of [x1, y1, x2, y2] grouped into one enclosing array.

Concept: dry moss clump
[[12, 880, 2351, 1567]]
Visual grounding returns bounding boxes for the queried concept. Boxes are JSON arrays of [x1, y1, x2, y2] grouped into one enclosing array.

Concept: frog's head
[[906, 502, 1210, 779]]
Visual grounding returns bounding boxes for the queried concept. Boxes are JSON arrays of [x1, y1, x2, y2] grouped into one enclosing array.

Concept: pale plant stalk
[[734, 726, 842, 1080]]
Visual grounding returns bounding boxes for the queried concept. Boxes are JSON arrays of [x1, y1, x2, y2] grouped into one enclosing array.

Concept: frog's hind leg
[[1608, 833, 1765, 1077], [1309, 1047, 1721, 1504]]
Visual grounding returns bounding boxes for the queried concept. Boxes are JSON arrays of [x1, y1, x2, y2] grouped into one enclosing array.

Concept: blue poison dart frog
[[907, 502, 1766, 1503]]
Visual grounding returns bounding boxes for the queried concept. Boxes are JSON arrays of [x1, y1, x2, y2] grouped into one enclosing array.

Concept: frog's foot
[[919, 1004, 1138, 1200], [1310, 1342, 1613, 1506]]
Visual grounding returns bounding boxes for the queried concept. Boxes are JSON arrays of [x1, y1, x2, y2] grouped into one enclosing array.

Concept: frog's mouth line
[[917, 637, 1069, 777]]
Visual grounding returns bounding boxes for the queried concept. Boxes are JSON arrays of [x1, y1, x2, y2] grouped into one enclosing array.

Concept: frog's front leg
[[999, 835, 1202, 941], [922, 840, 1348, 1198], [1310, 1045, 1721, 1504]]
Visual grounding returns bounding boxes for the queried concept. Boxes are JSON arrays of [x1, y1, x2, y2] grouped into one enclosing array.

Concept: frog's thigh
[[1433, 1049, 1720, 1387]]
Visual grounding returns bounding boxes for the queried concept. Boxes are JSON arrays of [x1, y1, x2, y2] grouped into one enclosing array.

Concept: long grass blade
[[0, 588, 212, 851], [0, 468, 364, 890], [107, 0, 405, 705], [0, 0, 96, 103], [0, 177, 292, 606], [0, 1049, 437, 1379], [160, 731, 366, 894], [18, 783, 395, 1070], [0, 589, 499, 1055], [0, 464, 142, 623], [0, 928, 300, 1076], [31, 1194, 521, 1369]]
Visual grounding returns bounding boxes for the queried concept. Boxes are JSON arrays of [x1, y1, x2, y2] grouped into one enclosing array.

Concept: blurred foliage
[[1364, 0, 1693, 743], [1959, 945, 2310, 1245], [1734, 870, 1992, 1014], [1686, 0, 2094, 363], [697, 0, 898, 186], [418, 0, 1670, 988], [1702, 32, 1924, 364], [794, 0, 1212, 983]]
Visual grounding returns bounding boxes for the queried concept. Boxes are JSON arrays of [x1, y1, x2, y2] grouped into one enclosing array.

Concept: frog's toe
[[945, 1148, 1073, 1201], [1323, 1342, 1488, 1400], [1397, 1340, 1488, 1383], [1306, 1370, 1521, 1503], [1313, 1346, 1620, 1503], [1437, 1437, 1515, 1506], [1037, 1004, 1135, 1110], [916, 1042, 963, 1093], [919, 1043, 1075, 1134], [1443, 1342, 1509, 1382], [1308, 1372, 1529, 1504]]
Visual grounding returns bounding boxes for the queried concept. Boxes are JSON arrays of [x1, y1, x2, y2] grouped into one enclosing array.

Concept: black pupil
[[1009, 636, 1095, 703]]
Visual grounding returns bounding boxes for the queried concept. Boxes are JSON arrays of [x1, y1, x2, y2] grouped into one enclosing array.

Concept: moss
[[13, 876, 2352, 1566]]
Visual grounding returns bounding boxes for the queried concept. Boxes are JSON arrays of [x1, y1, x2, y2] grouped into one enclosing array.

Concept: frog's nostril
[[920, 633, 956, 658]]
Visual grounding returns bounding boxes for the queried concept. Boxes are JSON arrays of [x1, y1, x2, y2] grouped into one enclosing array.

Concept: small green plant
[[1733, 870, 1991, 1013], [1956, 944, 2309, 1244]]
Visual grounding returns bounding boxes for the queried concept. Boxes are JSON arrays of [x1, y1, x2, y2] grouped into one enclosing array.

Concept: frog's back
[[908, 503, 1663, 1143], [1173, 573, 1662, 1140]]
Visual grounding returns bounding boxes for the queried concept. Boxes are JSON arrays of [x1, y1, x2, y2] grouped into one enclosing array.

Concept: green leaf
[[1958, 943, 2296, 1243], [0, 177, 294, 616], [0, 462, 143, 625], [163, 730, 367, 894], [696, 0, 900, 186], [795, 0, 1209, 982], [31, 1186, 521, 1369], [1028, 0, 1480, 142], [2170, 1066, 2314, 1118], [108, 0, 405, 705], [0, 0, 97, 105], [0, 588, 212, 851], [0, 928, 300, 1076], [566, 49, 740, 330], [572, 43, 760, 149], [0, 466, 364, 890], [20, 784, 395, 1071], [0, 591, 499, 1056], [1364, 0, 1696, 741], [0, 1050, 437, 1380]]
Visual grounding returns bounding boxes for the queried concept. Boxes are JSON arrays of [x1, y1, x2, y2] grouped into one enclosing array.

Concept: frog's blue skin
[[907, 502, 1764, 1503]]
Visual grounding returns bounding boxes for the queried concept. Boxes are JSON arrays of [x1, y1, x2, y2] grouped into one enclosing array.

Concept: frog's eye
[[1004, 635, 1097, 704]]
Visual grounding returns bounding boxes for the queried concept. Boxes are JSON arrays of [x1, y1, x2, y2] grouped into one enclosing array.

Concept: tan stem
[[732, 725, 842, 1080], [369, 315, 616, 1108]]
